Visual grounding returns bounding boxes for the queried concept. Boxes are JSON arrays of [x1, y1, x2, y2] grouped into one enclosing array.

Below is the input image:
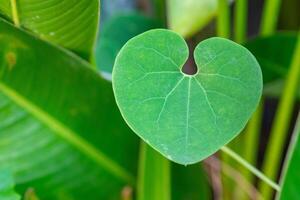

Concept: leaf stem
[[217, 0, 231, 38], [258, 32, 300, 199], [234, 0, 247, 43], [260, 0, 282, 35], [221, 146, 281, 192], [10, 0, 20, 27]]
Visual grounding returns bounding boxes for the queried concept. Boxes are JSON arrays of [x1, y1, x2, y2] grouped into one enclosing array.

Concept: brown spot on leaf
[[121, 186, 133, 200], [5, 52, 17, 70]]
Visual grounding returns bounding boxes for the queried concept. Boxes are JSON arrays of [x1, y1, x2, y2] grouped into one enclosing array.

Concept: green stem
[[260, 0, 282, 35], [258, 32, 300, 200], [217, 0, 231, 38], [137, 141, 171, 200], [235, 100, 264, 200], [234, 0, 247, 43], [217, 1, 232, 199], [10, 0, 20, 27], [221, 146, 281, 192]]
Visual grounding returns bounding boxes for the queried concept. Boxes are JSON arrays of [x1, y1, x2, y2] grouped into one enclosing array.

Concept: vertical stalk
[[217, 1, 232, 199], [234, 0, 248, 43], [10, 0, 20, 27], [258, 32, 300, 200], [260, 0, 282, 35], [241, 101, 264, 183], [235, 101, 264, 200], [217, 0, 231, 38], [137, 142, 171, 200]]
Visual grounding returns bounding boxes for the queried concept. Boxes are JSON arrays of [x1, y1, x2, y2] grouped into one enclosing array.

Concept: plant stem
[[260, 0, 282, 35], [10, 0, 20, 27], [258, 32, 300, 200], [234, 0, 247, 43], [237, 101, 263, 200], [217, 1, 232, 199], [217, 0, 231, 38], [221, 146, 281, 192], [137, 141, 171, 200]]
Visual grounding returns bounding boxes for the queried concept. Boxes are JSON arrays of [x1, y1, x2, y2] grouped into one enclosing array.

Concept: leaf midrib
[[0, 82, 135, 184]]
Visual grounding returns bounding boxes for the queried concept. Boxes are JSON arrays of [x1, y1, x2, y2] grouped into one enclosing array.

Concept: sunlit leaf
[[167, 0, 217, 38], [112, 29, 262, 164]]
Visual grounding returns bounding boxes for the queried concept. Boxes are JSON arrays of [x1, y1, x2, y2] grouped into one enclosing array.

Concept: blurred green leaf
[[167, 0, 217, 38], [277, 112, 300, 200], [96, 13, 160, 77], [244, 32, 298, 84], [172, 164, 211, 200], [263, 79, 300, 99], [0, 19, 139, 200], [137, 142, 170, 200], [0, 169, 20, 200], [113, 29, 262, 164], [100, 0, 135, 24], [0, 0, 99, 60]]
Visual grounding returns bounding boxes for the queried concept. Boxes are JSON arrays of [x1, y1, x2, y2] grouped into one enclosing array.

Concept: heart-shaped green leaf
[[113, 29, 262, 165]]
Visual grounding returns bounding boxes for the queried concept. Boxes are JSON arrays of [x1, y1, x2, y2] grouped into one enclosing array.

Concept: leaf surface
[[0, 169, 20, 200], [0, 0, 99, 60], [167, 0, 217, 38], [113, 29, 262, 164], [0, 19, 139, 200]]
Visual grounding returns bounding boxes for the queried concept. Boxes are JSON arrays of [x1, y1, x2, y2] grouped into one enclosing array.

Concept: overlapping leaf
[[0, 0, 99, 60], [0, 169, 20, 200], [0, 19, 138, 200], [96, 13, 160, 77]]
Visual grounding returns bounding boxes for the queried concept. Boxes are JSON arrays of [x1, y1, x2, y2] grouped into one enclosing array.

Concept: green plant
[[0, 0, 299, 200]]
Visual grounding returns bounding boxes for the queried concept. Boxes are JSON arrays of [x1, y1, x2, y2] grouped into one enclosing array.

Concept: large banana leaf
[[0, 0, 99, 60], [0, 169, 20, 200], [0, 19, 139, 200]]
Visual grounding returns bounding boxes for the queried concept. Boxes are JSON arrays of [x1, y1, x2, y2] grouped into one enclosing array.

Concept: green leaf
[[112, 29, 262, 165], [244, 32, 298, 84], [277, 112, 300, 200], [263, 79, 300, 99], [96, 13, 160, 77], [0, 169, 20, 200], [0, 19, 138, 199], [167, 0, 217, 38], [0, 0, 99, 60], [100, 0, 135, 23], [171, 164, 211, 200], [137, 142, 170, 200]]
